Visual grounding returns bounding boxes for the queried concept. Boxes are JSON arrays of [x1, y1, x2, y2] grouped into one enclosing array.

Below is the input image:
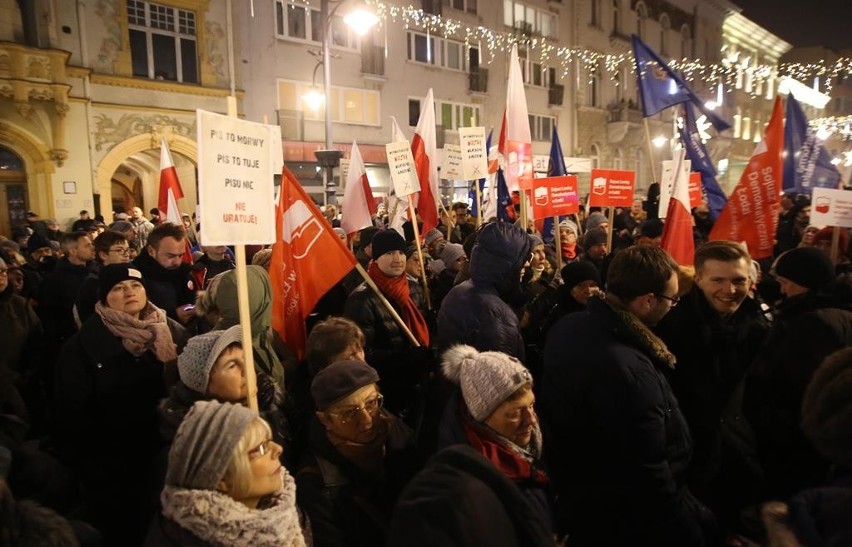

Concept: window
[[635, 1, 646, 39], [408, 99, 421, 126], [275, 0, 359, 49], [127, 0, 198, 83], [277, 79, 380, 126], [659, 13, 670, 55], [612, 0, 620, 33], [733, 108, 742, 139], [504, 0, 557, 38], [614, 69, 624, 102], [408, 97, 480, 130], [406, 31, 476, 71], [590, 0, 601, 26], [443, 0, 477, 14], [587, 70, 600, 107], [529, 114, 555, 142], [680, 25, 691, 58], [518, 48, 555, 88], [613, 148, 623, 170], [590, 144, 601, 169]]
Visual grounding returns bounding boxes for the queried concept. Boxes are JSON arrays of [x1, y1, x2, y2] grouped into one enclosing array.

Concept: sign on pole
[[531, 175, 580, 219], [588, 169, 636, 207], [459, 127, 488, 181], [197, 109, 275, 245], [688, 172, 703, 208], [338, 158, 351, 190], [442, 144, 464, 181], [385, 141, 421, 197], [811, 187, 852, 228]]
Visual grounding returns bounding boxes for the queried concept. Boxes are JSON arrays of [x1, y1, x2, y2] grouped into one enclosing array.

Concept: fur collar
[[600, 296, 677, 369], [161, 469, 307, 546]]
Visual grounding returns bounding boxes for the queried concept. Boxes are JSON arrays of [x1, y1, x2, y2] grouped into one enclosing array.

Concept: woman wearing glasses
[[146, 400, 308, 546], [55, 263, 185, 545], [297, 359, 416, 546]]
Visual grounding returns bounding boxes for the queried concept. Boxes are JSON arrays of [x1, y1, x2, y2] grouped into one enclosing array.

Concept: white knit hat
[[441, 345, 532, 422]]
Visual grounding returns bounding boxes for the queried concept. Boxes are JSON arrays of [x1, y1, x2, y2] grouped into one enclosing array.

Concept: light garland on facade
[[811, 116, 852, 141]]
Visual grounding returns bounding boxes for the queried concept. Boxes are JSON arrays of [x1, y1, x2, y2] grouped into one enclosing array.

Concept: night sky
[[731, 0, 850, 53]]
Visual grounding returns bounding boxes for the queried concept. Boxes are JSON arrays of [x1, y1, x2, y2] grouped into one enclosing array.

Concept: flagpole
[[520, 190, 529, 230], [354, 263, 420, 347], [227, 95, 259, 413], [643, 119, 659, 183], [553, 215, 562, 273], [408, 201, 432, 310], [474, 180, 483, 227], [606, 206, 615, 253]]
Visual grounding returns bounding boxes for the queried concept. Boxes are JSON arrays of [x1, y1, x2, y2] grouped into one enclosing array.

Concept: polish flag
[[660, 150, 695, 265], [340, 141, 376, 236], [270, 165, 356, 359], [411, 88, 439, 236], [709, 97, 784, 259], [158, 139, 185, 226], [503, 45, 533, 192]]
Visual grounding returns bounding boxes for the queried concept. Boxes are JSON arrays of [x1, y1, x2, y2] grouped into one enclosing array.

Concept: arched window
[[659, 13, 670, 55], [635, 2, 647, 39], [588, 70, 600, 107], [613, 148, 623, 170], [612, 0, 620, 34], [590, 0, 601, 26], [590, 143, 601, 169], [614, 68, 624, 103], [680, 25, 691, 58]]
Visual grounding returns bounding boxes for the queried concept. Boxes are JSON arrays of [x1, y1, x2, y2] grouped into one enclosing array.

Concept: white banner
[[459, 127, 488, 181], [659, 158, 691, 217], [197, 110, 275, 245], [811, 187, 852, 228], [442, 144, 464, 181], [385, 140, 421, 197]]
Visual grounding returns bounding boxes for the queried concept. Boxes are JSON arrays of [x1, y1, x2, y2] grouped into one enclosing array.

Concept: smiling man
[[654, 240, 770, 533]]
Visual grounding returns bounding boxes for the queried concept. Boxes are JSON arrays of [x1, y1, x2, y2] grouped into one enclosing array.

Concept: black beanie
[[561, 261, 601, 290], [98, 264, 145, 303], [359, 227, 379, 251], [371, 230, 407, 259], [581, 228, 607, 250], [773, 247, 835, 290], [27, 233, 52, 253]]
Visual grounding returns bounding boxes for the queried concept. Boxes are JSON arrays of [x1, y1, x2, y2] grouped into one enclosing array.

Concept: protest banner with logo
[[689, 172, 703, 208], [531, 176, 579, 219], [811, 187, 852, 228], [588, 169, 636, 207], [197, 109, 275, 245]]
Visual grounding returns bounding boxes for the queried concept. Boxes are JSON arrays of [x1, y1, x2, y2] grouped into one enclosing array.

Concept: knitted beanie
[[371, 230, 407, 258], [26, 233, 51, 253], [165, 400, 256, 489], [802, 347, 852, 469], [358, 227, 379, 251], [440, 243, 466, 268], [424, 229, 444, 245], [773, 247, 836, 290], [109, 220, 134, 233], [441, 345, 533, 422], [555, 219, 578, 237], [178, 325, 243, 394], [98, 264, 144, 303], [581, 228, 608, 250], [311, 359, 380, 410], [586, 212, 608, 232], [529, 234, 544, 248], [561, 261, 601, 290]]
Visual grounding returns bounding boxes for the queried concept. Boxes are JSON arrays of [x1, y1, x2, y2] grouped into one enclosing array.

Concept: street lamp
[[314, 0, 378, 206]]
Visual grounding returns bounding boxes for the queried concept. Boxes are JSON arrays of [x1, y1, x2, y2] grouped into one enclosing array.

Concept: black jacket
[[132, 251, 195, 321], [37, 259, 91, 348], [541, 296, 716, 546], [437, 223, 531, 359]]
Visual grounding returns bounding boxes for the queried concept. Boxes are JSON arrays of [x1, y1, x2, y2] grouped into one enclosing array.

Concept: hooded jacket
[[437, 222, 531, 359]]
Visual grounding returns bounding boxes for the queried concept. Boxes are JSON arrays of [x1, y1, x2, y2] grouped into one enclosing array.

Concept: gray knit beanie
[[440, 243, 466, 269], [441, 345, 532, 422], [424, 229, 444, 245], [553, 219, 578, 238], [165, 400, 256, 489], [585, 212, 608, 232], [178, 325, 243, 394]]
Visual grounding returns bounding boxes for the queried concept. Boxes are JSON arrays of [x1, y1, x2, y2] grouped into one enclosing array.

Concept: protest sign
[[811, 187, 852, 228], [588, 169, 636, 207], [385, 140, 421, 197], [459, 127, 489, 181], [531, 175, 579, 219]]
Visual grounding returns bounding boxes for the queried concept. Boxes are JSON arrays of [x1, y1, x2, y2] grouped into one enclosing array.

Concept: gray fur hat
[[441, 345, 532, 422], [165, 400, 256, 489], [178, 325, 243, 394]]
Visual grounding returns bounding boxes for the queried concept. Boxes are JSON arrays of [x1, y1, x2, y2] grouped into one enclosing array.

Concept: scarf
[[367, 261, 430, 347], [461, 408, 548, 487], [561, 241, 577, 261], [326, 412, 391, 479], [95, 301, 177, 362], [161, 468, 307, 546]]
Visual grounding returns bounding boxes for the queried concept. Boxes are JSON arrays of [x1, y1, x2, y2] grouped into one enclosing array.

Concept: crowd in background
[[1, 187, 851, 546]]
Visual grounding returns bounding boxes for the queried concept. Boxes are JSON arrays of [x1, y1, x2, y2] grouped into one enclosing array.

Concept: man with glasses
[[132, 223, 196, 324], [541, 245, 717, 546], [655, 241, 769, 535], [296, 359, 415, 546], [73, 230, 131, 325]]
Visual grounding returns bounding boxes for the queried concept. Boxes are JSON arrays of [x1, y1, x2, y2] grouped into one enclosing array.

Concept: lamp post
[[311, 0, 377, 206]]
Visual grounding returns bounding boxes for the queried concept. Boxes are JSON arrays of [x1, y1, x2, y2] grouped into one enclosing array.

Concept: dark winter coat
[[388, 445, 555, 547], [37, 259, 92, 348], [437, 222, 531, 359], [0, 286, 42, 394], [541, 296, 716, 547], [132, 251, 196, 321], [746, 279, 852, 499], [786, 473, 852, 547], [654, 287, 769, 520]]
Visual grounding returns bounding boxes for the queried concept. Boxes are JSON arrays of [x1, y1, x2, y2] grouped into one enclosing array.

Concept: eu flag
[[783, 94, 841, 193], [631, 35, 731, 132], [679, 102, 727, 220], [496, 168, 512, 222]]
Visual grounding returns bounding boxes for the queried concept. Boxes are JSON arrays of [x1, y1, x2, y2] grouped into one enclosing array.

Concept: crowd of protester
[[1, 193, 852, 547]]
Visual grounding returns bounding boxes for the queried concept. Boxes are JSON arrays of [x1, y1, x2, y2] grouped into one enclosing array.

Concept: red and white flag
[[709, 97, 784, 259], [502, 45, 533, 192], [158, 139, 185, 226], [340, 141, 377, 236], [660, 150, 695, 265], [412, 88, 439, 236], [270, 165, 356, 359]]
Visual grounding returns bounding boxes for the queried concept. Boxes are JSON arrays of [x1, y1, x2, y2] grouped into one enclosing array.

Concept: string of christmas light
[[298, 0, 852, 92], [811, 116, 852, 141]]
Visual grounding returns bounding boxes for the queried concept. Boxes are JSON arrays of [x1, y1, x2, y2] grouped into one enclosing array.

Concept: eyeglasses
[[326, 394, 384, 424], [654, 293, 680, 306], [248, 439, 274, 459], [109, 247, 131, 255]]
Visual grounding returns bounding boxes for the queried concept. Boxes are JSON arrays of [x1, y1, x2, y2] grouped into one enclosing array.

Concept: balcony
[[606, 100, 643, 143], [469, 68, 488, 94], [548, 84, 564, 106], [421, 0, 442, 16], [514, 21, 533, 37]]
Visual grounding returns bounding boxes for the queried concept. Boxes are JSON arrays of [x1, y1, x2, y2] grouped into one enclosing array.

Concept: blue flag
[[783, 94, 841, 194], [679, 102, 727, 220], [469, 130, 492, 218], [496, 168, 512, 222], [542, 126, 569, 242], [631, 34, 731, 132]]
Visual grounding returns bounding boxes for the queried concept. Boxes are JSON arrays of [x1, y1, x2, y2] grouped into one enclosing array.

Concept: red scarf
[[367, 261, 431, 347], [462, 412, 548, 486], [561, 242, 577, 261]]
